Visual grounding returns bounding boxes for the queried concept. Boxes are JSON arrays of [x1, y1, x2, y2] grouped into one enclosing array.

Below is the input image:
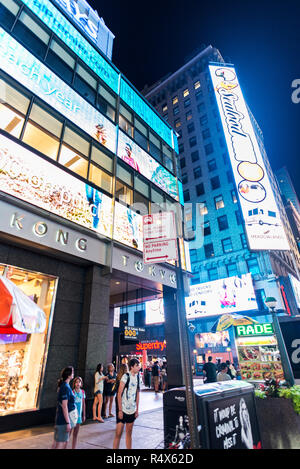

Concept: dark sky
[[89, 0, 300, 198]]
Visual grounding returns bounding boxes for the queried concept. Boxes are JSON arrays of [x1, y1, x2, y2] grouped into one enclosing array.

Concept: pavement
[[0, 387, 165, 450]]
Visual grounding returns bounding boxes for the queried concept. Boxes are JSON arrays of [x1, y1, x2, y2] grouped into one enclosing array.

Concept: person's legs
[[97, 394, 104, 422], [113, 422, 124, 449], [125, 422, 134, 449], [92, 396, 98, 420], [72, 424, 80, 449], [109, 396, 114, 416], [103, 395, 108, 417]]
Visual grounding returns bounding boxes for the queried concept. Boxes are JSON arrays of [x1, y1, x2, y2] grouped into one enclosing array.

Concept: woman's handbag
[[68, 407, 78, 428]]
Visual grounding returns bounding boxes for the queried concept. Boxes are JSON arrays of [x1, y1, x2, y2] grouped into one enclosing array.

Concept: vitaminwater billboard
[[209, 65, 290, 251]]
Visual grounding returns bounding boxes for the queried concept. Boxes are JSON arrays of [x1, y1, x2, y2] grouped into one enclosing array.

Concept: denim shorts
[[94, 390, 103, 397], [54, 424, 70, 442]]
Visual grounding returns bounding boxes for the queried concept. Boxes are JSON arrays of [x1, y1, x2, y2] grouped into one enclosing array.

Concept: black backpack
[[114, 372, 140, 402]]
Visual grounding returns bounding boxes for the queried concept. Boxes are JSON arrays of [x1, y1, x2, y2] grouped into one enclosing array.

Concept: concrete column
[[77, 266, 111, 401], [163, 285, 184, 388]]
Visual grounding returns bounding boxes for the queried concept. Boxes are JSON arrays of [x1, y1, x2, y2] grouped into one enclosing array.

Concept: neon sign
[[235, 323, 274, 337], [136, 340, 166, 352], [209, 65, 290, 251]]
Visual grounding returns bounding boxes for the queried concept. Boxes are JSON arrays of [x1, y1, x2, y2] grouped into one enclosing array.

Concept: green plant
[[254, 389, 266, 399], [278, 385, 300, 415]]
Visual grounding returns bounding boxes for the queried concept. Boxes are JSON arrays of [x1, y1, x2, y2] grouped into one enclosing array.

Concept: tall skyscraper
[[144, 46, 300, 322]]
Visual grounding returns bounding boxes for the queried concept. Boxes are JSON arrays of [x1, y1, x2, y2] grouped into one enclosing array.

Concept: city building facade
[[0, 0, 189, 431]]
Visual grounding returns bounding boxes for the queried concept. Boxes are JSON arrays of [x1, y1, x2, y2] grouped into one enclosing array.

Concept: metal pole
[[175, 237, 200, 449], [271, 307, 295, 386]]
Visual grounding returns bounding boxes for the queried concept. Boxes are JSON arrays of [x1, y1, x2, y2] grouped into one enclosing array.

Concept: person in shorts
[[70, 376, 86, 449], [103, 363, 117, 418], [113, 358, 140, 449], [52, 366, 75, 449]]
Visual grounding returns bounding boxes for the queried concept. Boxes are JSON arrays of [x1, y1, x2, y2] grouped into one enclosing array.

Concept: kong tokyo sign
[[209, 65, 289, 251]]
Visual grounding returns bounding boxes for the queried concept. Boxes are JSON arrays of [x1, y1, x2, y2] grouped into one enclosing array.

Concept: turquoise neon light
[[19, 0, 176, 151]]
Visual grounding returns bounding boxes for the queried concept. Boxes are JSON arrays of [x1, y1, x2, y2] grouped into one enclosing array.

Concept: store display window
[[0, 264, 57, 415]]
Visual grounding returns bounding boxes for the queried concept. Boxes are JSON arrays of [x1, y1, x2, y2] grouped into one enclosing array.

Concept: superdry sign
[[209, 65, 290, 251], [136, 340, 166, 352]]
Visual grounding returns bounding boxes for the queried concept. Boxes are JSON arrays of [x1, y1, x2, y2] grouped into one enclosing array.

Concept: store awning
[[0, 277, 46, 334]]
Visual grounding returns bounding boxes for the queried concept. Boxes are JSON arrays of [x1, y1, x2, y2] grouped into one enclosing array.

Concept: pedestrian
[[92, 363, 107, 423], [70, 376, 86, 449], [103, 363, 117, 418], [152, 360, 160, 393], [217, 363, 232, 382], [52, 366, 77, 449], [113, 358, 141, 449], [216, 358, 222, 372], [203, 356, 217, 383], [226, 360, 234, 379], [161, 361, 168, 392]]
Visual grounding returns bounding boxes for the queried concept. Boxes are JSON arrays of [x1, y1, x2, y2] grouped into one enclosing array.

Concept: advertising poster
[[113, 202, 143, 250], [186, 274, 258, 319], [117, 131, 179, 202], [209, 65, 290, 251], [207, 393, 261, 449], [279, 320, 300, 379], [0, 134, 113, 237], [0, 28, 117, 154]]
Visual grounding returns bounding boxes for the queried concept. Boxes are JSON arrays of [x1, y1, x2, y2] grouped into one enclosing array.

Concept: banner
[[209, 65, 290, 251]]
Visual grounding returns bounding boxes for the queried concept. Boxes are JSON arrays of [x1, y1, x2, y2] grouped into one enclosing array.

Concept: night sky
[[89, 0, 300, 198]]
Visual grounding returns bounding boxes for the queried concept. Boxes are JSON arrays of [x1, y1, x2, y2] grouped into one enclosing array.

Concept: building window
[[183, 190, 190, 202], [215, 195, 224, 210], [183, 89, 189, 98], [149, 132, 162, 162], [179, 143, 184, 154], [196, 183, 205, 196], [91, 145, 113, 173], [134, 119, 148, 151], [180, 157, 186, 169], [202, 128, 211, 140], [46, 38, 75, 84], [222, 237, 233, 253], [189, 136, 197, 148], [204, 243, 214, 258], [89, 164, 112, 193], [115, 180, 133, 205], [194, 81, 201, 90], [184, 98, 191, 108], [0, 79, 30, 138], [227, 170, 233, 183], [205, 143, 214, 155], [218, 214, 229, 231], [15, 11, 50, 59], [174, 118, 181, 128], [210, 175, 220, 190], [173, 106, 179, 115], [59, 144, 88, 178], [172, 96, 178, 105], [74, 63, 97, 105], [191, 150, 199, 162], [177, 129, 182, 139], [208, 267, 218, 281], [182, 174, 188, 185], [162, 104, 168, 113], [193, 166, 202, 179], [247, 258, 260, 276], [240, 233, 248, 249], [187, 122, 195, 134], [203, 220, 211, 236], [235, 210, 242, 225], [231, 189, 238, 203], [207, 158, 217, 172], [186, 110, 193, 121], [200, 114, 208, 126], [199, 202, 208, 216], [134, 175, 150, 198], [197, 102, 205, 114], [227, 263, 238, 277], [195, 89, 203, 101]]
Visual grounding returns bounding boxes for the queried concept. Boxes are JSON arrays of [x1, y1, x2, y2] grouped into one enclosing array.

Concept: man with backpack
[[113, 358, 141, 449]]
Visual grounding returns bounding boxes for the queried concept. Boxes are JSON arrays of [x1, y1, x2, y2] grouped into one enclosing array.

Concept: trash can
[[163, 381, 262, 449]]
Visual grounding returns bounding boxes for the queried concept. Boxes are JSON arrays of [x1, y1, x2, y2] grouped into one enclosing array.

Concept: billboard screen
[[145, 299, 165, 325], [0, 28, 117, 154], [289, 274, 300, 309], [113, 202, 143, 251], [186, 274, 258, 319], [117, 131, 179, 202], [209, 65, 290, 251], [0, 134, 113, 237]]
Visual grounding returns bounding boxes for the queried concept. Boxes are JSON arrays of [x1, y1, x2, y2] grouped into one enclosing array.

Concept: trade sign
[[124, 326, 145, 340], [143, 212, 176, 242], [235, 323, 274, 337]]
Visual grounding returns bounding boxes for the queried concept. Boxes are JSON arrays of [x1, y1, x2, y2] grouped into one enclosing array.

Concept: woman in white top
[[92, 363, 107, 423]]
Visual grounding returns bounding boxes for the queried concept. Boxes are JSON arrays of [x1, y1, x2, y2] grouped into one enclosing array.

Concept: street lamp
[[264, 297, 294, 386]]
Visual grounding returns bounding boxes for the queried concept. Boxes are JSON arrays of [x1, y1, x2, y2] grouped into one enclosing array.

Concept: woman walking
[[103, 363, 117, 418], [52, 366, 76, 449], [92, 363, 107, 422]]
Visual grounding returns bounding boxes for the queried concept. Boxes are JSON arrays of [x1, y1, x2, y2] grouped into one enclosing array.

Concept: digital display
[[0, 134, 113, 237], [113, 202, 143, 251], [186, 274, 258, 319], [0, 28, 117, 154], [235, 323, 274, 337], [209, 65, 290, 251], [19, 0, 119, 93], [117, 130, 179, 202], [289, 274, 300, 309], [195, 331, 230, 348], [145, 299, 165, 324]]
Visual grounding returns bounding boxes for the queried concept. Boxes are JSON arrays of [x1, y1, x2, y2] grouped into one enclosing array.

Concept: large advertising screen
[[209, 65, 290, 251], [145, 298, 165, 325], [0, 134, 113, 237], [289, 274, 300, 309], [0, 28, 117, 154], [117, 131, 179, 202], [186, 274, 258, 319], [113, 202, 143, 251]]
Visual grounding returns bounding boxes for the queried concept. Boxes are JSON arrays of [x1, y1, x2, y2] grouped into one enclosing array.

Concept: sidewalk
[[0, 389, 165, 450]]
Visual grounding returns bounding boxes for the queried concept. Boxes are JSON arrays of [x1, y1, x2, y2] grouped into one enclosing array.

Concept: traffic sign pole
[[175, 237, 200, 449]]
